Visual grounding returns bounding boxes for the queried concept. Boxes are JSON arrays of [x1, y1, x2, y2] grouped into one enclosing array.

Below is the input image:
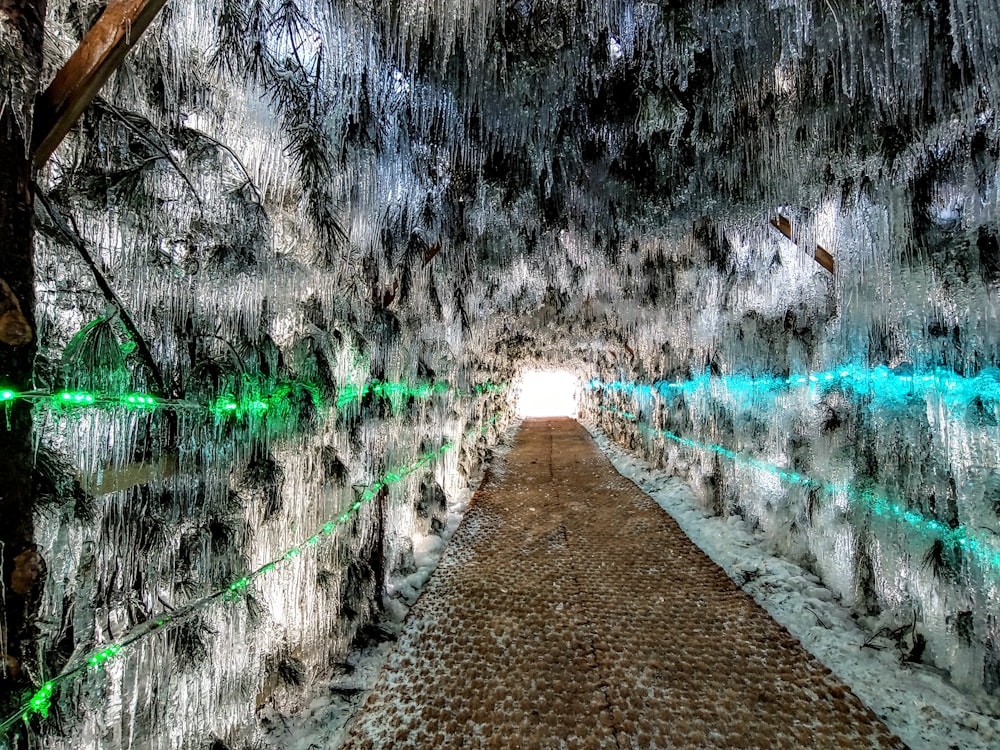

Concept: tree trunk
[[0, 0, 47, 733]]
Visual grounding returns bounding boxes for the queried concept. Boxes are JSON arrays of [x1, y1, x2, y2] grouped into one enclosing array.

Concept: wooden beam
[[32, 0, 169, 167], [770, 214, 836, 274]]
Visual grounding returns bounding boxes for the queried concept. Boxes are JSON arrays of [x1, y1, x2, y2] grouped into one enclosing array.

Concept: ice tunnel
[[2, 1, 1000, 748]]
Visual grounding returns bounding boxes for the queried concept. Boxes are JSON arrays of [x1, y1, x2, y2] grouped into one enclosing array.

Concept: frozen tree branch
[[34, 185, 168, 395]]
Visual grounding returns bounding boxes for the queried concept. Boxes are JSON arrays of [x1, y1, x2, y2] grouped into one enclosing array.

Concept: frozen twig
[[95, 98, 205, 219], [34, 186, 168, 396]]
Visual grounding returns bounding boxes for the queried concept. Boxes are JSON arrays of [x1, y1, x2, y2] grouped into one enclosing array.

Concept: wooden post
[[32, 0, 169, 167], [770, 214, 836, 274], [1, 0, 47, 733]]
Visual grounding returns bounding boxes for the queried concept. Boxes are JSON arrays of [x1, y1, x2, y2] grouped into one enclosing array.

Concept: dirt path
[[342, 418, 906, 749]]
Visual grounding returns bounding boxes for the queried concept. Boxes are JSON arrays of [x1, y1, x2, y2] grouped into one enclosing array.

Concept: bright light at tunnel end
[[518, 370, 580, 418]]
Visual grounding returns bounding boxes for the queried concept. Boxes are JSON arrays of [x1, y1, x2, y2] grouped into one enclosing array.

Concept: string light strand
[[0, 379, 506, 421], [594, 405, 1000, 575]]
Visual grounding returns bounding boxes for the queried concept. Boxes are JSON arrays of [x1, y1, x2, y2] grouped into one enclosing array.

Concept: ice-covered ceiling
[[38, 0, 1000, 381]]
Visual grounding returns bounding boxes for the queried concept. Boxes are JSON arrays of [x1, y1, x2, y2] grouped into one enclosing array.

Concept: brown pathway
[[342, 419, 906, 749]]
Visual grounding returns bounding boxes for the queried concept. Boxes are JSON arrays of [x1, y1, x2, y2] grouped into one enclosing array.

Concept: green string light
[[224, 577, 251, 600], [474, 383, 505, 394], [1, 414, 501, 734], [60, 391, 96, 404], [23, 682, 55, 721], [87, 645, 121, 667], [0, 379, 504, 422]]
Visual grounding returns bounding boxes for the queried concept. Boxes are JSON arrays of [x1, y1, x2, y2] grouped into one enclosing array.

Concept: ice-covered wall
[[586, 359, 1000, 696], [5, 2, 518, 748], [580, 200, 1000, 694]]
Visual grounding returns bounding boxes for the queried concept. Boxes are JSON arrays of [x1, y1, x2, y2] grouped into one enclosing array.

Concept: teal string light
[[1, 414, 501, 734], [587, 364, 1000, 413], [596, 406, 1000, 575]]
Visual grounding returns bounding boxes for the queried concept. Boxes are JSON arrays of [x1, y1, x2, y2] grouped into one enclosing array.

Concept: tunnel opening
[[517, 370, 579, 418]]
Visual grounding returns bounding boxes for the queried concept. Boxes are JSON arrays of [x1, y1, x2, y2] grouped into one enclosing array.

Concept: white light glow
[[518, 370, 579, 418]]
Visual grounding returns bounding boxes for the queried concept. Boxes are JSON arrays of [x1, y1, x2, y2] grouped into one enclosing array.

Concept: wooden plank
[[32, 0, 169, 167], [770, 214, 836, 274]]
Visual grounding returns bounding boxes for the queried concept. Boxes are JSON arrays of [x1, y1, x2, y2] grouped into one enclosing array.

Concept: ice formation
[[0, 0, 999, 747]]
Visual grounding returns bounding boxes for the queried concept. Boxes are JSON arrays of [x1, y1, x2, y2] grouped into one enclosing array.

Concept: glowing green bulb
[[88, 644, 121, 667], [24, 681, 55, 719], [224, 576, 252, 600], [0, 389, 15, 401]]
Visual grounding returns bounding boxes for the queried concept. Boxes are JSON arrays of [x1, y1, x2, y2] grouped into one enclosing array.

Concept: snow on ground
[[583, 421, 1000, 750], [262, 422, 521, 750]]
